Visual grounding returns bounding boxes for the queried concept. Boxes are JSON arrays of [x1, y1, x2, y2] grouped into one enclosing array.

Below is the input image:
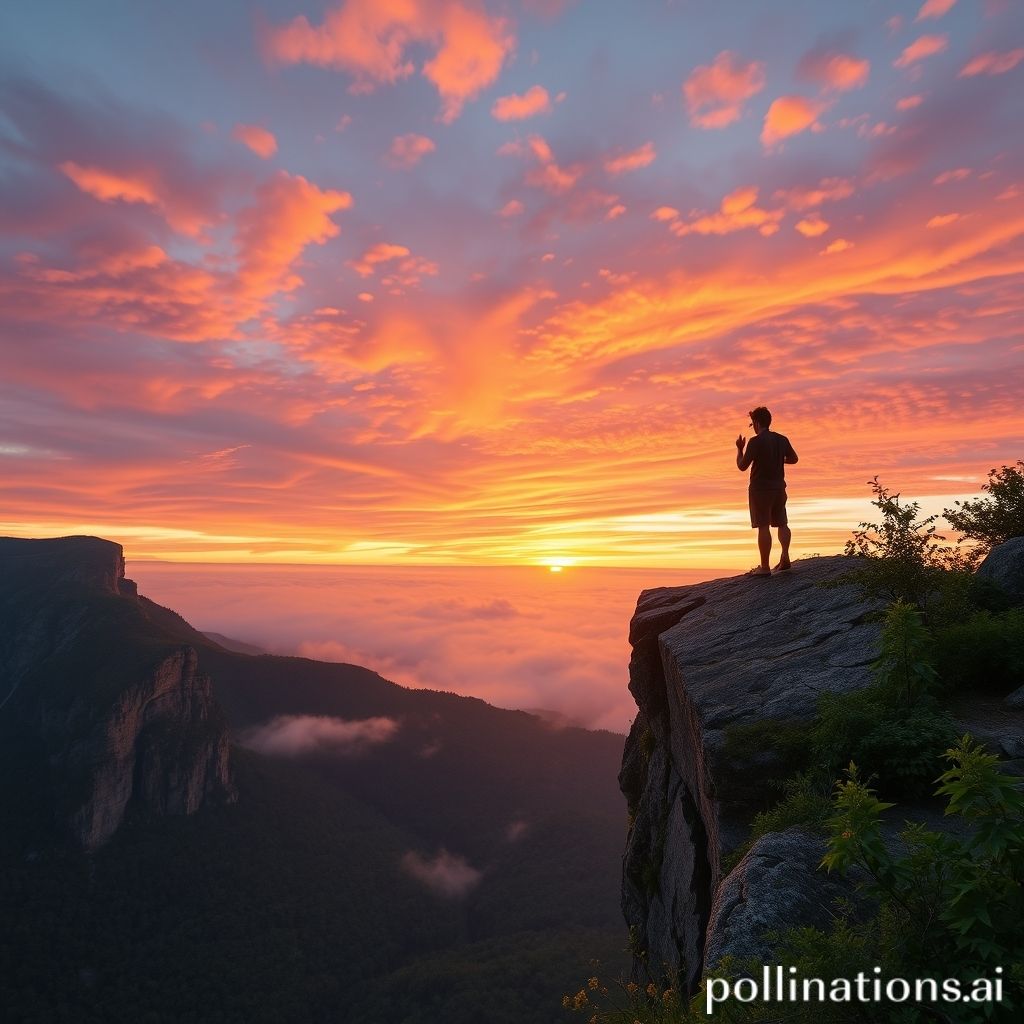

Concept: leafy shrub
[[844, 477, 951, 608], [810, 602, 955, 799], [723, 770, 834, 873], [944, 460, 1024, 565], [823, 739, 1024, 986], [934, 608, 1024, 695]]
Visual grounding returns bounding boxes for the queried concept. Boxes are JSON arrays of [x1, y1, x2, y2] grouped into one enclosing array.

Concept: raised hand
[[736, 434, 746, 451]]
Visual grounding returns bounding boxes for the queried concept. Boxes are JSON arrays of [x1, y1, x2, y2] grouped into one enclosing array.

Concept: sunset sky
[[2, 0, 1022, 567]]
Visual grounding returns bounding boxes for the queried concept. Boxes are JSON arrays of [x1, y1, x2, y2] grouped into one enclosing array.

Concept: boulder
[[703, 827, 860, 973], [976, 536, 1024, 604]]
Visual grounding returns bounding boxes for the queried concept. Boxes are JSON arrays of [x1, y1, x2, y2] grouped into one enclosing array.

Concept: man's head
[[748, 406, 772, 433]]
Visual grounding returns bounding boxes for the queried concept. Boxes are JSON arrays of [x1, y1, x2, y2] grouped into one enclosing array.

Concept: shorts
[[749, 487, 788, 528]]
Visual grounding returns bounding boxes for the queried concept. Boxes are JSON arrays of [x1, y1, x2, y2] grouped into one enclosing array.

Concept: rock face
[[0, 536, 235, 851], [977, 536, 1024, 604], [619, 556, 882, 991], [703, 827, 861, 972]]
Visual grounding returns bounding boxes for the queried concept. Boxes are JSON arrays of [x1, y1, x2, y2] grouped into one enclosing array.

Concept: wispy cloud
[[240, 714, 399, 755]]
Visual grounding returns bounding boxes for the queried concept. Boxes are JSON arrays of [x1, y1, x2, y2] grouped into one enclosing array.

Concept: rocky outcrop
[[703, 827, 862, 972], [0, 536, 235, 851], [977, 536, 1024, 605], [620, 556, 882, 991]]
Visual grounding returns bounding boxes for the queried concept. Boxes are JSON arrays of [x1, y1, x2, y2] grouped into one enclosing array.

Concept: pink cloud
[[894, 34, 949, 68], [240, 714, 399, 755], [798, 49, 871, 92], [235, 171, 352, 298], [683, 51, 766, 128], [926, 212, 960, 227], [933, 168, 971, 184], [502, 135, 583, 194], [262, 0, 513, 122], [605, 203, 626, 220], [59, 161, 210, 237], [499, 199, 524, 217], [348, 242, 411, 277], [916, 0, 957, 19], [603, 142, 656, 175], [388, 133, 436, 168], [231, 123, 278, 158], [897, 94, 925, 110], [774, 177, 855, 210], [959, 49, 1024, 77], [491, 84, 552, 120], [666, 186, 783, 237], [761, 96, 827, 147]]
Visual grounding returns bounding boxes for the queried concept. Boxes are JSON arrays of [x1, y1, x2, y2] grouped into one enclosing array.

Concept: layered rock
[[0, 536, 235, 851], [619, 556, 882, 991]]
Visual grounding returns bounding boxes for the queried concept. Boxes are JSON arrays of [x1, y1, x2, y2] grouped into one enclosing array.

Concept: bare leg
[[777, 525, 792, 568], [757, 525, 772, 570]]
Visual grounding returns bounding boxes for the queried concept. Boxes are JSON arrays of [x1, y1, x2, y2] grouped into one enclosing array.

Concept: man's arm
[[784, 439, 799, 465], [736, 435, 753, 472]]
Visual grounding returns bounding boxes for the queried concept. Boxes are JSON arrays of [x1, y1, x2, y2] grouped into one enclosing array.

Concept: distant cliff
[[619, 556, 883, 991], [0, 536, 235, 851]]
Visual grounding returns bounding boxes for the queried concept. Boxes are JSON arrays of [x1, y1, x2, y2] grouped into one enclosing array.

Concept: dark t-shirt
[[745, 430, 797, 490]]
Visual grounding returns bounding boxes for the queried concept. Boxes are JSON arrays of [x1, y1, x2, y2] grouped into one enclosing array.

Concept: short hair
[[749, 406, 772, 429]]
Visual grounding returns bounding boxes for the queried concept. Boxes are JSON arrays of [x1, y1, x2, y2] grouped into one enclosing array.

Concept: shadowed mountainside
[[0, 535, 629, 1023]]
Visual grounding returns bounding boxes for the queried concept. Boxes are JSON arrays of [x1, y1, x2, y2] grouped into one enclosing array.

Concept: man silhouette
[[735, 406, 798, 576]]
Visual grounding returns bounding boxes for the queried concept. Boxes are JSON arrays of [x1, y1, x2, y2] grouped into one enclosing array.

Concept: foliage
[[562, 965, 701, 1023], [722, 770, 833, 873], [823, 739, 1024, 995], [872, 599, 939, 708], [810, 602, 955, 799], [844, 477, 952, 609], [934, 608, 1024, 695], [944, 461, 1024, 565]]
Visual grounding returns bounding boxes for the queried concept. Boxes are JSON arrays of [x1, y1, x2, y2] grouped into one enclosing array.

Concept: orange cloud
[[499, 199, 524, 217], [491, 85, 551, 121], [231, 124, 278, 158], [58, 161, 209, 236], [820, 237, 853, 254], [916, 0, 957, 20], [650, 206, 679, 221], [958, 49, 1024, 77], [760, 96, 827, 147], [235, 171, 352, 298], [388, 133, 436, 168], [795, 214, 830, 237], [683, 51, 765, 128], [667, 186, 783, 237], [897, 94, 925, 110], [605, 204, 626, 220], [798, 48, 870, 92], [603, 142, 656, 175], [894, 34, 948, 69], [502, 135, 583, 194], [774, 177, 855, 210], [349, 242, 411, 277], [262, 0, 513, 122], [926, 213, 960, 227]]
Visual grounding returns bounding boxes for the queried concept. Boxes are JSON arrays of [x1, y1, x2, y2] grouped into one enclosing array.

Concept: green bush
[[844, 477, 951, 608], [944, 460, 1024, 565], [809, 602, 956, 799], [823, 740, 1024, 988], [934, 609, 1024, 695]]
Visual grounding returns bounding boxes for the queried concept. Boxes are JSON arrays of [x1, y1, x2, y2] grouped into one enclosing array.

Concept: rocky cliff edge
[[619, 555, 883, 991]]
